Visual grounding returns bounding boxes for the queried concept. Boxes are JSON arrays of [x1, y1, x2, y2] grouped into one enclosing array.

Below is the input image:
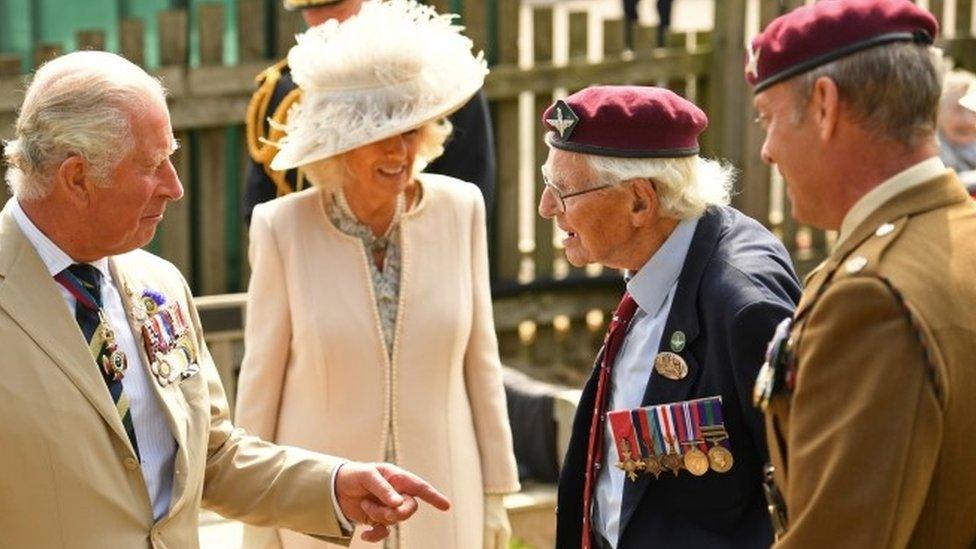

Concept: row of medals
[[616, 425, 734, 481]]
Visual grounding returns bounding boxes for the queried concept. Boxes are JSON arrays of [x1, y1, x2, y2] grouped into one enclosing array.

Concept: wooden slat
[[485, 50, 711, 100], [957, 0, 973, 35], [119, 19, 146, 66], [706, 0, 747, 178], [493, 0, 520, 281], [929, 0, 945, 31], [635, 25, 658, 52], [76, 30, 107, 51], [464, 0, 488, 60], [0, 55, 21, 77], [158, 10, 189, 66], [568, 12, 588, 60], [237, 0, 267, 62], [534, 7, 554, 280], [198, 3, 225, 65], [159, 130, 193, 277], [274, 1, 305, 59], [603, 19, 624, 57], [197, 128, 229, 294], [33, 44, 63, 69]]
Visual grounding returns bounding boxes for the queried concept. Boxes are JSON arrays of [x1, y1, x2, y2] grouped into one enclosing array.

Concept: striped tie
[[55, 264, 141, 460]]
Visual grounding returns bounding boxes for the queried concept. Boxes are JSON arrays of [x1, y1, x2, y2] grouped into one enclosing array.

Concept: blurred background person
[[234, 2, 520, 548], [937, 68, 976, 193]]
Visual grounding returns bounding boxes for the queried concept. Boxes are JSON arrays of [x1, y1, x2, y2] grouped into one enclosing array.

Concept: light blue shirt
[[11, 199, 177, 521], [593, 216, 699, 546]]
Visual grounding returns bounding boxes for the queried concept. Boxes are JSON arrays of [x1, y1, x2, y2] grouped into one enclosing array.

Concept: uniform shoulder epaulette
[[246, 59, 303, 166], [246, 58, 305, 196], [832, 216, 908, 281]]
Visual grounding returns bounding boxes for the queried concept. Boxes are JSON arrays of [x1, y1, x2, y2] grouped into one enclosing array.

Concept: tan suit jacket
[[235, 175, 520, 549], [765, 174, 976, 547], [0, 203, 349, 548]]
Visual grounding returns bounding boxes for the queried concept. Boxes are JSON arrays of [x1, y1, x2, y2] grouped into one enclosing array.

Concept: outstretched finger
[[378, 464, 451, 511], [360, 467, 405, 509], [361, 495, 418, 524]]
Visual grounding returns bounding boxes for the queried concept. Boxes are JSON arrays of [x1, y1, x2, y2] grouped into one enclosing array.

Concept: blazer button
[[123, 457, 139, 470]]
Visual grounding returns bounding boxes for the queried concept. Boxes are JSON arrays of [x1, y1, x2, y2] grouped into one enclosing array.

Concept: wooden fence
[[1, 0, 975, 388]]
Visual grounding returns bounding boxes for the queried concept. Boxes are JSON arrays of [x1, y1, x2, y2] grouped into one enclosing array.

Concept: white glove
[[483, 494, 511, 549]]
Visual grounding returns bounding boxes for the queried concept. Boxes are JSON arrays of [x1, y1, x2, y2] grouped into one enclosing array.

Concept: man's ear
[[56, 155, 92, 205], [811, 76, 840, 142], [630, 178, 658, 225]]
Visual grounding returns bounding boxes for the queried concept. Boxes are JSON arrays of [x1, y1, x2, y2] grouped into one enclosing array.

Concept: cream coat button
[[123, 457, 139, 470]]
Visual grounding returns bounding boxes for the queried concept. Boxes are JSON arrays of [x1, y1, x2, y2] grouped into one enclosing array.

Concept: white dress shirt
[[836, 157, 948, 249], [11, 199, 177, 521], [593, 217, 699, 546]]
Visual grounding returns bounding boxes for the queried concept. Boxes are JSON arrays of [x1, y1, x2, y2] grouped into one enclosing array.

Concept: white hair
[[3, 51, 167, 200], [583, 153, 735, 220], [303, 119, 452, 192]]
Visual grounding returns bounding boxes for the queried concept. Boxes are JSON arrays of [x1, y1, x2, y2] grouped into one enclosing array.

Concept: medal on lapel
[[754, 317, 794, 410], [699, 397, 734, 473], [656, 405, 683, 476], [678, 401, 709, 476], [94, 310, 128, 381], [654, 352, 688, 380], [609, 410, 645, 482]]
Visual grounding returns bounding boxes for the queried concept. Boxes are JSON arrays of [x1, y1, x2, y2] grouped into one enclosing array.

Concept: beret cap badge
[[546, 100, 579, 140]]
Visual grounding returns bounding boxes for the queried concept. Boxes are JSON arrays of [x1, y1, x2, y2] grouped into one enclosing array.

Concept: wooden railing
[[2, 0, 975, 382]]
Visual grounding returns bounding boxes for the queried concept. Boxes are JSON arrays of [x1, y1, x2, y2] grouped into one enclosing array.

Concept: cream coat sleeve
[[235, 204, 293, 441], [463, 191, 521, 494], [174, 274, 349, 544]]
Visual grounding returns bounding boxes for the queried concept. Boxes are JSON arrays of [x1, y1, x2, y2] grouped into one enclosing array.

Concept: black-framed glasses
[[542, 178, 614, 213]]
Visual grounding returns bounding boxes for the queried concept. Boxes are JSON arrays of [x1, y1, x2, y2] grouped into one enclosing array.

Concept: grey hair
[[790, 43, 944, 148], [303, 118, 453, 192], [3, 51, 167, 201], [582, 154, 735, 220]]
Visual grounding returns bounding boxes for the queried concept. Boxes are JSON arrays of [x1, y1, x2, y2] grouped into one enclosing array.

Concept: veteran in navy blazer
[[538, 86, 800, 549]]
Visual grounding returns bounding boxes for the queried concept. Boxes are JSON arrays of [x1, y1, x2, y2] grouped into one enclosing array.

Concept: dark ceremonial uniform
[[243, 60, 496, 225], [556, 206, 799, 549]]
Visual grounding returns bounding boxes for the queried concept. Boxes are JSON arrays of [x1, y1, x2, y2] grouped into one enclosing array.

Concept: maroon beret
[[541, 85, 707, 158], [747, 0, 938, 93]]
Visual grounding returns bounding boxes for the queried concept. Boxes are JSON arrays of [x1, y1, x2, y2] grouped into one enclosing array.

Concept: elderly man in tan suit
[[748, 0, 976, 547], [0, 50, 449, 548]]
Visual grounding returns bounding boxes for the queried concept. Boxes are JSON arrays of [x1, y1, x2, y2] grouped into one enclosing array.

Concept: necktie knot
[[613, 293, 639, 325], [62, 264, 104, 310]]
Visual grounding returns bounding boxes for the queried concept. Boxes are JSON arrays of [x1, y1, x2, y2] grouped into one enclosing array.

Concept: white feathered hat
[[269, 0, 488, 171]]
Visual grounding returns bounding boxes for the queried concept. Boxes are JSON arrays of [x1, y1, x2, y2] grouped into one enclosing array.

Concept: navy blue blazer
[[556, 206, 801, 549]]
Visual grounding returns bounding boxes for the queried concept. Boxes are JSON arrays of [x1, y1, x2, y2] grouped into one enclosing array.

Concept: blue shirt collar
[[626, 216, 699, 316]]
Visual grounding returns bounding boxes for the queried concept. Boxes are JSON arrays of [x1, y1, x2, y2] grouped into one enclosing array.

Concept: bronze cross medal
[[615, 439, 645, 481]]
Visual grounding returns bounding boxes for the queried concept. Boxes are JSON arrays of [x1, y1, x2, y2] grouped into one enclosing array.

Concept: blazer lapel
[[109, 257, 191, 514], [0, 207, 134, 449], [617, 208, 724, 537]]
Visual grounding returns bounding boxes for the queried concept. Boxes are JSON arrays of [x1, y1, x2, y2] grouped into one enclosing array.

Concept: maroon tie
[[582, 292, 639, 549]]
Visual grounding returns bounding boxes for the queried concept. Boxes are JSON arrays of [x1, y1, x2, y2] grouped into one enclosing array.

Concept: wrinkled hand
[[335, 462, 451, 542], [483, 494, 511, 549]]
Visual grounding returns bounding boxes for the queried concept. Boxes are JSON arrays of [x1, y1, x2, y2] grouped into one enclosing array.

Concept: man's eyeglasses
[[542, 178, 614, 213]]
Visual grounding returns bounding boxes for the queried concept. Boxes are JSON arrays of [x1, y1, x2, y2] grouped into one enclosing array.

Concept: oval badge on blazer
[[654, 352, 688, 380]]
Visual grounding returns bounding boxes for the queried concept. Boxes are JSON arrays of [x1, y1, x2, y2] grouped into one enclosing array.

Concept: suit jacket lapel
[[0, 206, 134, 449], [109, 256, 190, 513], [616, 208, 724, 537]]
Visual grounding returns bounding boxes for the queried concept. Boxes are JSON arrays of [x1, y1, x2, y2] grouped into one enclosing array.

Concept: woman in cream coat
[[235, 2, 520, 548]]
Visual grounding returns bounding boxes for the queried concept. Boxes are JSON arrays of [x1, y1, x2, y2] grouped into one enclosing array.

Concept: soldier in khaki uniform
[[747, 0, 976, 547]]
